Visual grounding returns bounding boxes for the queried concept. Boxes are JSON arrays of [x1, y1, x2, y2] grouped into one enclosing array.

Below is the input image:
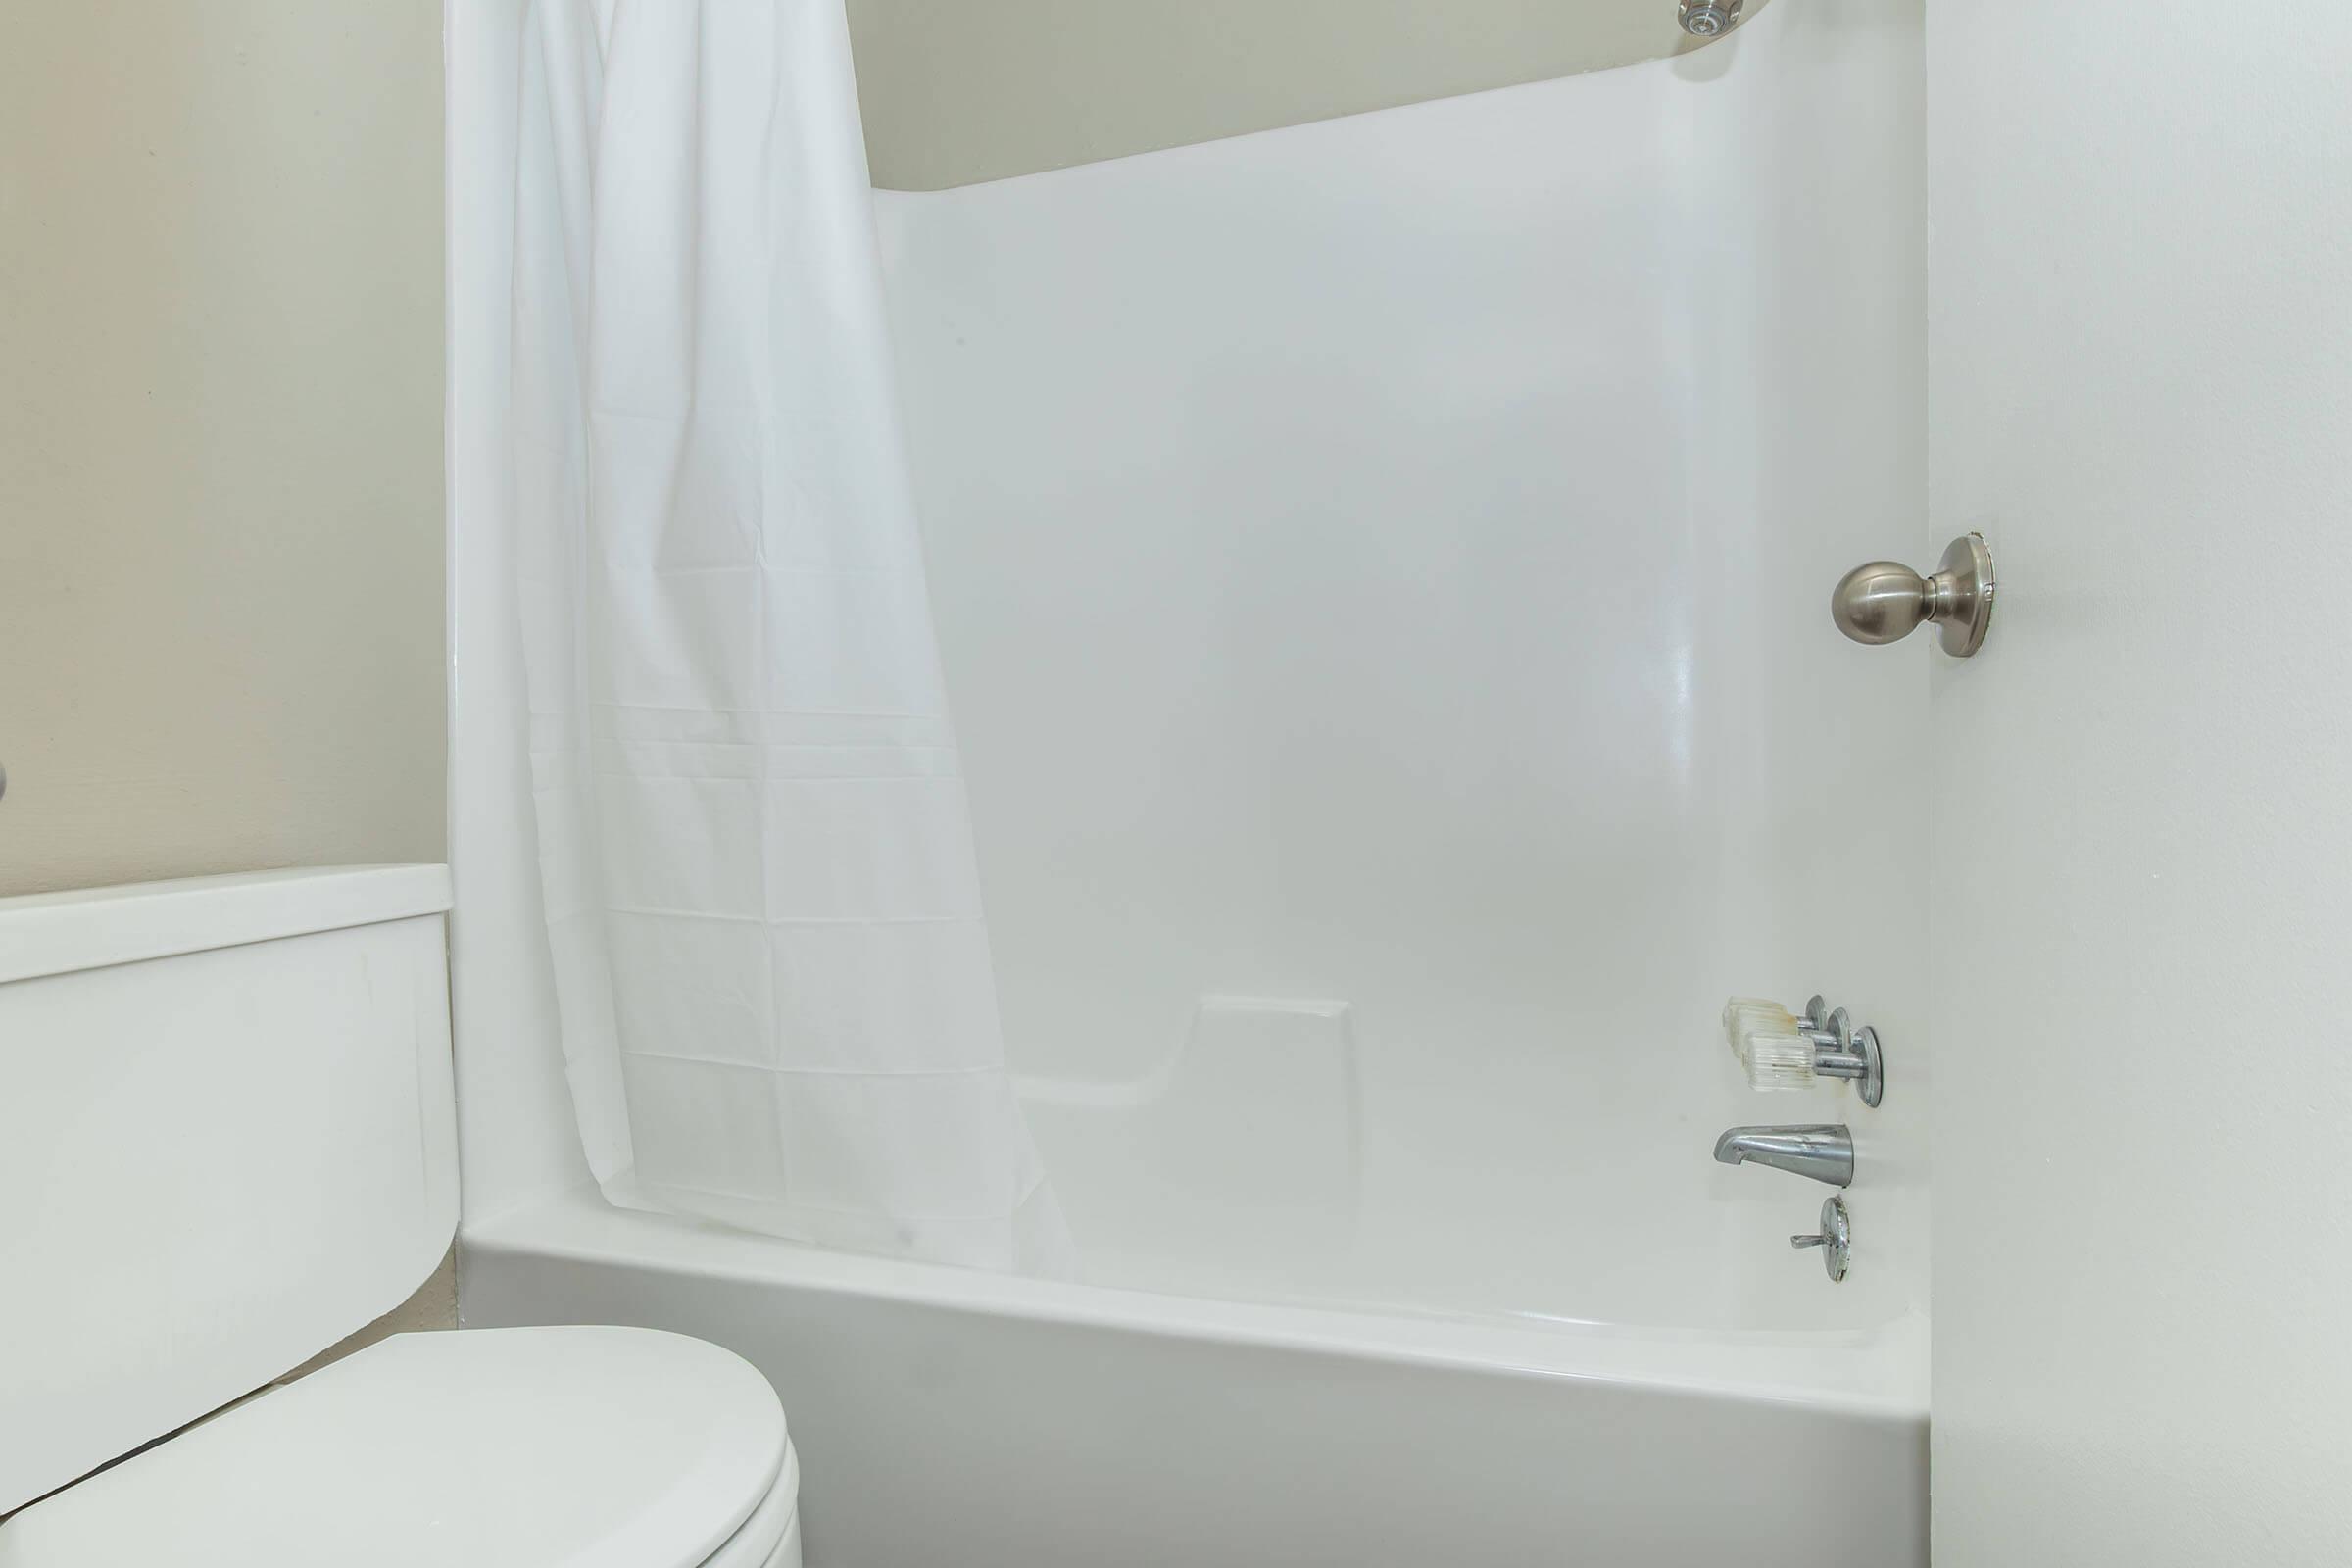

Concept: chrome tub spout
[[1712, 1124, 1853, 1188]]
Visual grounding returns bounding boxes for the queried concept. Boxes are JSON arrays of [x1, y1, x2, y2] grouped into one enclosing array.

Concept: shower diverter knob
[[1789, 1195, 1852, 1283]]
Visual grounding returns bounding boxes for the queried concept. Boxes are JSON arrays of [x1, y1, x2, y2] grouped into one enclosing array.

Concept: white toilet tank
[[0, 866, 458, 1512]]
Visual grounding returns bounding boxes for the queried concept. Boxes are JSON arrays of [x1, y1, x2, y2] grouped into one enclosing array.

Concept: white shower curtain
[[505, 0, 1068, 1272]]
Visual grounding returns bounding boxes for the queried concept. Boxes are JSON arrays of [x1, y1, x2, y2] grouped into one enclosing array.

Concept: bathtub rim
[[461, 1188, 1927, 1423]]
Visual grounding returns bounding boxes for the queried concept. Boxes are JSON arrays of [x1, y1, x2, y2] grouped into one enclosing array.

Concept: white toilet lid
[[0, 1326, 791, 1568]]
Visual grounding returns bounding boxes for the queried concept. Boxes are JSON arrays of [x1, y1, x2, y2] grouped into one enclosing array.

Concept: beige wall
[[846, 0, 1751, 190], [1, 2, 451, 1345], [0, 3, 446, 900]]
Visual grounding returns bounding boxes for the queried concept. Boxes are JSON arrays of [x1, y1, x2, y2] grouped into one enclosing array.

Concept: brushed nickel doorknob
[[1831, 532, 1995, 657]]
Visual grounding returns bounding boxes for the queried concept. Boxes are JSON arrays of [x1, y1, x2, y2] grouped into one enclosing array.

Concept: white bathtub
[[449, 2, 1932, 1561], [462, 1193, 1924, 1566]]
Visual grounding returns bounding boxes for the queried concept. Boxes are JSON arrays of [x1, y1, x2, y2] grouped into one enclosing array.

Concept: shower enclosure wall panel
[[449, 1, 1928, 1562], [873, 0, 1929, 1335]]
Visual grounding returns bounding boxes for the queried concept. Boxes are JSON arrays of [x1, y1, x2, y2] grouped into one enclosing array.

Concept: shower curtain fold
[[504, 0, 1068, 1273]]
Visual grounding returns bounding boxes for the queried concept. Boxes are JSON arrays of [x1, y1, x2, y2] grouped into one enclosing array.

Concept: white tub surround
[[871, 0, 1928, 1335], [451, 0, 1927, 1561]]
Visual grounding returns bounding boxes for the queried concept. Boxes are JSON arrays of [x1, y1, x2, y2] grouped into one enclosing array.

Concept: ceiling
[[845, 0, 1761, 190]]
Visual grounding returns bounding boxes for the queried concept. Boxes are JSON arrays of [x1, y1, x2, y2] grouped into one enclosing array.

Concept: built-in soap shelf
[[1720, 994, 1885, 1108]]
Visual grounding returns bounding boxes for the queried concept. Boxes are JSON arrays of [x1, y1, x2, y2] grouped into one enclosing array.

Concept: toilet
[[0, 866, 801, 1566]]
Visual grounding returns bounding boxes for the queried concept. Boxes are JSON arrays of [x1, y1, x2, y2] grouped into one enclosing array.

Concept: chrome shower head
[[1678, 0, 1744, 37]]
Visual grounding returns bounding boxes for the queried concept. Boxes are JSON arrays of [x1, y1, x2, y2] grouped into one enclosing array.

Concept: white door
[[1927, 4, 2352, 1562]]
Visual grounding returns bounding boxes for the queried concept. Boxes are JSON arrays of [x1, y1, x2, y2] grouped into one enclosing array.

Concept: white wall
[[1927, 4, 2352, 1561], [877, 0, 1927, 1334]]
